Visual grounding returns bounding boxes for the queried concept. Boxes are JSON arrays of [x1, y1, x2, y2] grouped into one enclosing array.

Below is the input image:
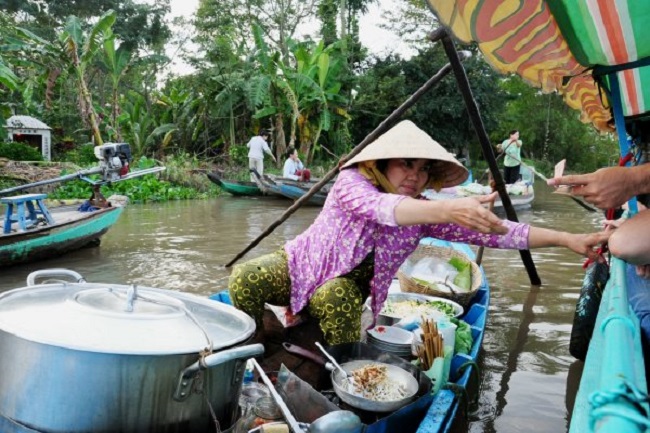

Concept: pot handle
[[26, 269, 86, 286], [174, 343, 264, 401]]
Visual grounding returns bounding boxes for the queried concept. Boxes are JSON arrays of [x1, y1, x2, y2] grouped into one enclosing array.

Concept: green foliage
[[57, 144, 97, 165], [0, 142, 43, 161], [229, 145, 249, 166]]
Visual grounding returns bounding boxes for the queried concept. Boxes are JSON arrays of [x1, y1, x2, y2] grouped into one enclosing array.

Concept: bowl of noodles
[[366, 293, 464, 326]]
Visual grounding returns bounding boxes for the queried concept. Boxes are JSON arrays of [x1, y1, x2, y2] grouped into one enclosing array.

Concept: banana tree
[[288, 39, 349, 163], [59, 10, 117, 145], [101, 28, 132, 141]]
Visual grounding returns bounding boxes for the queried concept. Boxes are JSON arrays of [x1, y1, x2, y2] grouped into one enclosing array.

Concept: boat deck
[[1, 205, 94, 235]]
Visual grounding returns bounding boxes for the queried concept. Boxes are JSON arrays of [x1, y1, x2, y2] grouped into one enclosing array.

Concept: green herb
[[448, 257, 472, 291]]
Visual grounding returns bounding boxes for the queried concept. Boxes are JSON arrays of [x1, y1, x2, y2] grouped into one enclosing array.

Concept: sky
[[167, 0, 414, 74]]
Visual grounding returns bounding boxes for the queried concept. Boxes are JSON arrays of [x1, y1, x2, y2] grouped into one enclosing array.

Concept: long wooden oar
[[225, 54, 471, 268]]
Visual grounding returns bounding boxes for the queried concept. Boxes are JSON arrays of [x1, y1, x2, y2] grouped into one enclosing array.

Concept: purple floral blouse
[[284, 168, 530, 321]]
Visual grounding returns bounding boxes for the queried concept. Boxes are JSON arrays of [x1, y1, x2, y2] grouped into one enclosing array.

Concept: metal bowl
[[330, 360, 419, 412]]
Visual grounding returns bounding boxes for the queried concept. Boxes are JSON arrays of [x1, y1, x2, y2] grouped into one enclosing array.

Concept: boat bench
[[1, 194, 55, 234]]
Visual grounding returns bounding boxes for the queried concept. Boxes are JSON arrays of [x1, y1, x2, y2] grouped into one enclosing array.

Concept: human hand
[[547, 166, 634, 209], [443, 192, 507, 234], [563, 231, 611, 260]]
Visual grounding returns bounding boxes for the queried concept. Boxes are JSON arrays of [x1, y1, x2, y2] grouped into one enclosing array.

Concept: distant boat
[[0, 197, 123, 268], [423, 166, 535, 211], [251, 169, 333, 206], [206, 172, 263, 197]]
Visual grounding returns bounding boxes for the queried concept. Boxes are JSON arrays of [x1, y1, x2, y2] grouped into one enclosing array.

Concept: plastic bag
[[264, 304, 306, 328]]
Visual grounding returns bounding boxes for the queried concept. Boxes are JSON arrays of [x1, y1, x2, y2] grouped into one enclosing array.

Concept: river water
[[0, 181, 604, 432]]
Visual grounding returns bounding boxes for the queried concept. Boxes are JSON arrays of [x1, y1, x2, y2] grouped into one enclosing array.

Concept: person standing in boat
[[246, 129, 276, 182], [497, 129, 523, 184], [229, 120, 609, 345], [283, 147, 311, 181]]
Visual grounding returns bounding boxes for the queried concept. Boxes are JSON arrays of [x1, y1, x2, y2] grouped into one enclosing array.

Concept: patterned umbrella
[[425, 0, 650, 131]]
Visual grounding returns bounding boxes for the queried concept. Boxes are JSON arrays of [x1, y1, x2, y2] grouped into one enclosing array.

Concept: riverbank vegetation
[[0, 1, 619, 201]]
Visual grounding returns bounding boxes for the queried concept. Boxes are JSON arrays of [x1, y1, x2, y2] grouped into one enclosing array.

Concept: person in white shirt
[[282, 147, 311, 181], [247, 130, 276, 181]]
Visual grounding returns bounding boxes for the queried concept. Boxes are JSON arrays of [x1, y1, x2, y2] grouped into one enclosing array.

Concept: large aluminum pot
[[0, 269, 264, 433]]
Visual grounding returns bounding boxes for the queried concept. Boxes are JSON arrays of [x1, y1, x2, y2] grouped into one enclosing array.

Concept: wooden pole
[[437, 29, 541, 285], [225, 56, 470, 268]]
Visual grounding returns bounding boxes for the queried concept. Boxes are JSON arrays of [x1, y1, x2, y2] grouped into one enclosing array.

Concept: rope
[[588, 381, 650, 431]]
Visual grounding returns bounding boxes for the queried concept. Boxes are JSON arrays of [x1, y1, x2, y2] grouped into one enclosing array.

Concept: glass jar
[[253, 395, 282, 423]]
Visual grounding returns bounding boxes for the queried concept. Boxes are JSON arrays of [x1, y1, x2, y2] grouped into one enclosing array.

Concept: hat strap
[[358, 161, 397, 194]]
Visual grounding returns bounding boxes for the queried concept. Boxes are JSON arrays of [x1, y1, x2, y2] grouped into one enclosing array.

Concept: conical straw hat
[[342, 120, 468, 188]]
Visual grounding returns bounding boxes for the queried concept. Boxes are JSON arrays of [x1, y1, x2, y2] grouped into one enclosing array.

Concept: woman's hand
[[442, 192, 507, 234], [563, 232, 611, 260]]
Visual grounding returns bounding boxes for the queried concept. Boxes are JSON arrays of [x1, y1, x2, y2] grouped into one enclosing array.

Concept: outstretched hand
[[444, 192, 507, 234], [547, 166, 633, 209], [564, 231, 611, 261]]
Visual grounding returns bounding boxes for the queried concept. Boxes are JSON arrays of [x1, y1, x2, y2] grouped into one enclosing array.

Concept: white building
[[6, 115, 52, 161]]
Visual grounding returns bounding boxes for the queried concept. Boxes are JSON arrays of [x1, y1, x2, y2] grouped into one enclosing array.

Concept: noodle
[[344, 364, 407, 402]]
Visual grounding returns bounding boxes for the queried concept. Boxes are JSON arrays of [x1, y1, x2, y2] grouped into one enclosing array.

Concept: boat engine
[[94, 143, 132, 181]]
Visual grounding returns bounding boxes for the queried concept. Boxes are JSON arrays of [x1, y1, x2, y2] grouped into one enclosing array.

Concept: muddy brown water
[[0, 182, 604, 432]]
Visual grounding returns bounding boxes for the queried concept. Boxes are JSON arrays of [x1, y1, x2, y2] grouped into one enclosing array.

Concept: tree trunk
[[274, 114, 287, 167]]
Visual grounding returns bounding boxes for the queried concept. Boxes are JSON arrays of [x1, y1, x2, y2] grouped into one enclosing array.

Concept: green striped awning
[[425, 0, 650, 130]]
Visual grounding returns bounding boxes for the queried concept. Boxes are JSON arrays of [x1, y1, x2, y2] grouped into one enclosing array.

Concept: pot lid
[[0, 283, 256, 355]]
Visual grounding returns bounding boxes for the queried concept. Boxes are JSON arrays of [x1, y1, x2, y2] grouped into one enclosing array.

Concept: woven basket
[[397, 244, 482, 309]]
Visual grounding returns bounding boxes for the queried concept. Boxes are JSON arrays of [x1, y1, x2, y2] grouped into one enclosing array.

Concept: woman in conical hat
[[229, 120, 609, 344]]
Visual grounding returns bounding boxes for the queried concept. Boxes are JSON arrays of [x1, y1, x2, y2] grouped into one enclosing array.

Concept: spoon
[[314, 342, 353, 383]]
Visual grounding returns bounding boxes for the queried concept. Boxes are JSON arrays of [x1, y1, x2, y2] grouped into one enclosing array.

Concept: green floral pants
[[229, 250, 373, 344]]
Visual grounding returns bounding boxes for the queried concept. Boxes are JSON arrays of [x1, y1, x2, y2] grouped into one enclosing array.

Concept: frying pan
[[282, 343, 418, 412]]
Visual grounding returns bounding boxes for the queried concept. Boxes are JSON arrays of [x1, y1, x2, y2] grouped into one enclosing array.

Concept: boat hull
[[0, 206, 123, 268], [206, 172, 263, 196]]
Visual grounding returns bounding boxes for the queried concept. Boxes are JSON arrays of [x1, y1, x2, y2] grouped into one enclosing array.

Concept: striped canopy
[[425, 0, 650, 132]]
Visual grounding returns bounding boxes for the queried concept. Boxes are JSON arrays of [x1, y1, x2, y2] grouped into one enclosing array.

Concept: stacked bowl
[[366, 325, 414, 358]]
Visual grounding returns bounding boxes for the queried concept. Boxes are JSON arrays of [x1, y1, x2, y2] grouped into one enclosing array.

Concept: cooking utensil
[[282, 342, 326, 365], [0, 268, 263, 433], [283, 342, 420, 413], [252, 358, 305, 433], [328, 360, 419, 412], [315, 342, 352, 381]]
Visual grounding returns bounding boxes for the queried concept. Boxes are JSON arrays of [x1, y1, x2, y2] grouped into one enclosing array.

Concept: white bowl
[[368, 325, 414, 345], [366, 293, 463, 326]]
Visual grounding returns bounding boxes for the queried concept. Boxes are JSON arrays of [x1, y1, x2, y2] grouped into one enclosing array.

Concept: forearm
[[394, 197, 450, 226], [631, 165, 650, 196], [527, 226, 570, 249]]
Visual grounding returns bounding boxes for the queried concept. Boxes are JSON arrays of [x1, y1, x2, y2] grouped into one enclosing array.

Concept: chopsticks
[[416, 317, 444, 371]]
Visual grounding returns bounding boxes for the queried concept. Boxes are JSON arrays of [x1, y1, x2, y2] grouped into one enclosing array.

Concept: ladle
[[314, 342, 353, 383]]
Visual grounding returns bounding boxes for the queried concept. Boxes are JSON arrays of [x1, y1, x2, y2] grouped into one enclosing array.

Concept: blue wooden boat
[[251, 169, 332, 206], [0, 197, 123, 268], [211, 237, 489, 432], [415, 238, 489, 433]]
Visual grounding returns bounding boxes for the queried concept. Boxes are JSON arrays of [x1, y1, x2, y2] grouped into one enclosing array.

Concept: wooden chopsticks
[[416, 317, 444, 371]]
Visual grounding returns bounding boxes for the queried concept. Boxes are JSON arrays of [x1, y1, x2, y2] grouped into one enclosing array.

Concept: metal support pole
[[437, 29, 541, 285]]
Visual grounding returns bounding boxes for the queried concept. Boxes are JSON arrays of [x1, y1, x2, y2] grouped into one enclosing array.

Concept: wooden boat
[[0, 198, 123, 268], [569, 258, 648, 433], [423, 166, 535, 211], [251, 169, 332, 206], [210, 238, 489, 432], [206, 172, 263, 197]]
